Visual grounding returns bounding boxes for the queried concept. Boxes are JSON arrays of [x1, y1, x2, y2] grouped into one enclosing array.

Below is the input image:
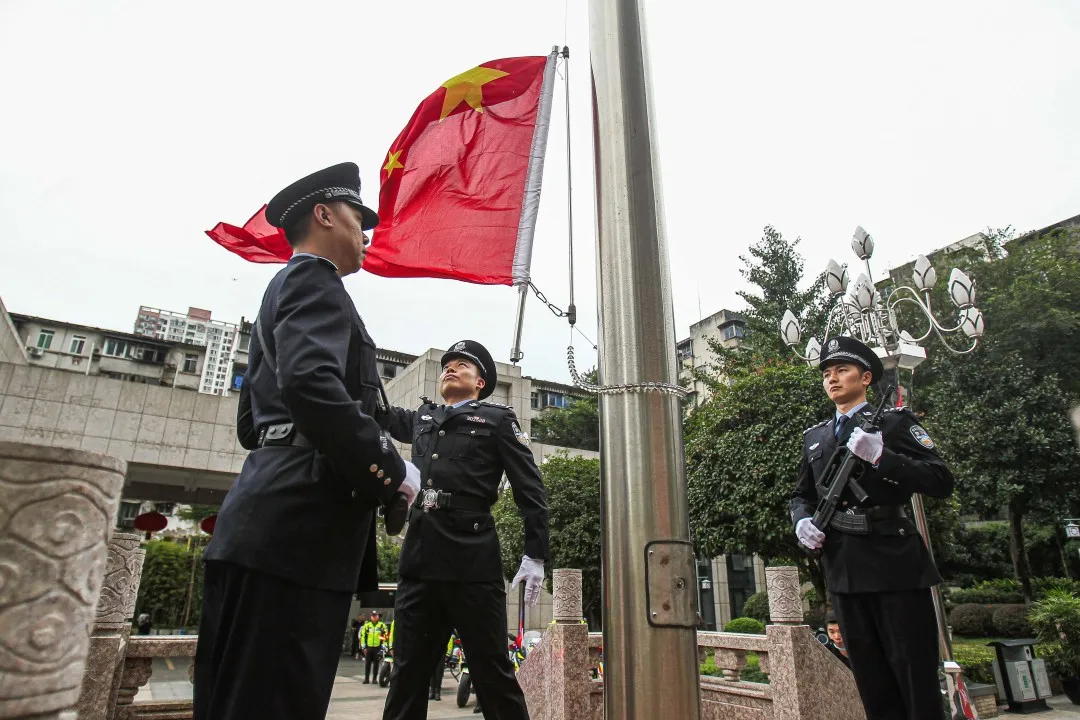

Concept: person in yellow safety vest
[[387, 619, 395, 650], [360, 611, 387, 684]]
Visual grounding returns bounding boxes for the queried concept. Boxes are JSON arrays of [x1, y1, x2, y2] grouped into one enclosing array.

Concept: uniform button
[[439, 430, 446, 437], [351, 490, 357, 499], [473, 523, 479, 531], [369, 464, 378, 473], [384, 479, 391, 486], [470, 430, 476, 435], [899, 528, 906, 536], [427, 479, 433, 486], [432, 453, 439, 460], [377, 470, 384, 478]]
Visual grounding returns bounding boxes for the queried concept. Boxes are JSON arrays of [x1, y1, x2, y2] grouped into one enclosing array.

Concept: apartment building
[[134, 307, 238, 396]]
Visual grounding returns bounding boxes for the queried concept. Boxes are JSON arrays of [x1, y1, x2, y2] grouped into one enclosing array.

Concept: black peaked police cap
[[266, 162, 380, 233], [818, 335, 884, 384], [441, 340, 497, 400]]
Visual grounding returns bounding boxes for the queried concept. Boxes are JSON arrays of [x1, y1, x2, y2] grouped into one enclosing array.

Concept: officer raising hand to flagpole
[[378, 340, 549, 720]]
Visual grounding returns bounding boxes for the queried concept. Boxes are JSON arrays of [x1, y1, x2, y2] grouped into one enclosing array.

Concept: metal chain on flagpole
[[536, 48, 689, 399]]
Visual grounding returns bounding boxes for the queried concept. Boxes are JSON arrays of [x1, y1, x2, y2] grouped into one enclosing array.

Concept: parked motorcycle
[[378, 642, 393, 688]]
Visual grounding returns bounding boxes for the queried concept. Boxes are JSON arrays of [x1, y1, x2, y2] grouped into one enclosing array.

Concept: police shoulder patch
[[909, 424, 935, 449], [511, 421, 530, 446]]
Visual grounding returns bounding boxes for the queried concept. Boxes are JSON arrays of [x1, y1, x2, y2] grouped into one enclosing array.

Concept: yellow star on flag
[[439, 65, 509, 120], [383, 149, 405, 177]]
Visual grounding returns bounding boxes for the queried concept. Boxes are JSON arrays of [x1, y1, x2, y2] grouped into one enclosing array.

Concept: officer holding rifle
[[790, 336, 954, 720]]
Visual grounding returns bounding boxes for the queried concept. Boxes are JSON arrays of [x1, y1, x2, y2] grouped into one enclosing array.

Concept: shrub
[[949, 604, 993, 637], [723, 617, 766, 634], [953, 643, 997, 685], [700, 654, 722, 677], [1028, 589, 1080, 680], [950, 577, 1080, 606], [699, 651, 769, 684], [992, 604, 1034, 638], [741, 592, 770, 624]]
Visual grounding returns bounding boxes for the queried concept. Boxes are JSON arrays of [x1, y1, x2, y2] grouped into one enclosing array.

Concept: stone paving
[[136, 655, 1080, 719]]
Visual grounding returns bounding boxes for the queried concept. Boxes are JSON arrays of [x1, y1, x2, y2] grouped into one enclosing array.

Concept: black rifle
[[811, 385, 895, 536]]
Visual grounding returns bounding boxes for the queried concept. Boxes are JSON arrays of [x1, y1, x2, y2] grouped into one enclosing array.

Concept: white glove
[[511, 555, 545, 606], [796, 517, 825, 550], [400, 461, 421, 506], [847, 427, 884, 465]]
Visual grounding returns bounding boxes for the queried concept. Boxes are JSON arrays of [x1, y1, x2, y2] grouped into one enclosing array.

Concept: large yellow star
[[439, 65, 509, 120], [383, 149, 405, 177]]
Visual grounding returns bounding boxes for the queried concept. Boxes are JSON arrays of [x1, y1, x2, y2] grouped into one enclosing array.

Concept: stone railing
[[519, 566, 866, 720], [114, 636, 196, 720]]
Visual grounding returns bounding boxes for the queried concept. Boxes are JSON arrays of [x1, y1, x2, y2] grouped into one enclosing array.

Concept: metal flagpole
[[589, 1, 702, 718]]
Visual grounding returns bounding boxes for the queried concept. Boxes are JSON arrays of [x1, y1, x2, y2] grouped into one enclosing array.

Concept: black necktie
[[835, 415, 849, 440]]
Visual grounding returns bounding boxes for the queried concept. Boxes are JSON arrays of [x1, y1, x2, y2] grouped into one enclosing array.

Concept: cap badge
[[827, 339, 839, 352], [454, 341, 467, 352]]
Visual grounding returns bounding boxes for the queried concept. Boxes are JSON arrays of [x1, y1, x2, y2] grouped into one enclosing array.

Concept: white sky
[[2, 1, 1077, 383]]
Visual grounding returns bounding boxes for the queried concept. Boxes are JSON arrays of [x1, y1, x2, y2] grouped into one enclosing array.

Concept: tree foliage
[[493, 454, 602, 626], [377, 531, 402, 582], [134, 539, 204, 630], [685, 362, 832, 600], [177, 504, 218, 524], [920, 228, 1080, 599], [528, 370, 599, 451]]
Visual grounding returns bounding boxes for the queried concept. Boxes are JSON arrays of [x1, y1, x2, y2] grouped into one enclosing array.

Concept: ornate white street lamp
[[779, 225, 983, 377], [779, 225, 986, 720]]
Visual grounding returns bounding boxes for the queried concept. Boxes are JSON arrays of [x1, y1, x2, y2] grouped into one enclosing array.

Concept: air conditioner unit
[[27, 346, 44, 357]]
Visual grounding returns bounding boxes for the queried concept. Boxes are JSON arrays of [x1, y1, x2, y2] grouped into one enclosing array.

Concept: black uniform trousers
[[366, 645, 382, 682], [194, 560, 352, 720], [383, 579, 527, 720], [832, 588, 942, 720]]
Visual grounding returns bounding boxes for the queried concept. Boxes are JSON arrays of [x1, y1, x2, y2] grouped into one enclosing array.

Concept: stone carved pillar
[[551, 569, 583, 623], [765, 566, 804, 625], [76, 532, 146, 719], [114, 657, 153, 720], [0, 442, 126, 719]]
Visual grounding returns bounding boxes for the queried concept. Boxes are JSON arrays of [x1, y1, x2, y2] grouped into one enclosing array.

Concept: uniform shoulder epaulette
[[803, 419, 829, 434], [480, 400, 514, 410], [883, 405, 910, 413]]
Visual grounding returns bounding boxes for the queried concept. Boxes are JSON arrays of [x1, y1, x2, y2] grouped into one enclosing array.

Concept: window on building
[[237, 335, 250, 352], [721, 324, 745, 341], [677, 342, 693, 361], [104, 339, 129, 357], [530, 391, 539, 410], [36, 329, 54, 349], [69, 335, 87, 355], [183, 354, 198, 373]]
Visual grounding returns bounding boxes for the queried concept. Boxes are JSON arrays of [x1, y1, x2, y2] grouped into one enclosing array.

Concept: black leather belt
[[257, 423, 312, 449], [866, 505, 908, 521], [413, 489, 491, 513], [828, 504, 908, 535]]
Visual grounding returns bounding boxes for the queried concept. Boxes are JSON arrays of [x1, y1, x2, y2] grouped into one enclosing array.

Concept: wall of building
[[0, 297, 27, 365]]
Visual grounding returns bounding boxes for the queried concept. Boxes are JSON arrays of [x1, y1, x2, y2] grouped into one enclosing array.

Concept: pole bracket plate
[[644, 540, 698, 628]]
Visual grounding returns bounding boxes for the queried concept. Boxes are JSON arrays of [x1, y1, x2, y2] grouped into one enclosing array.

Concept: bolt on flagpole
[[590, 1, 702, 718]]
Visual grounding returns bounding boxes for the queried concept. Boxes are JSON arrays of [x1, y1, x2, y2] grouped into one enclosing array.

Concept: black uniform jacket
[[790, 406, 954, 594], [206, 255, 406, 593], [377, 400, 549, 583]]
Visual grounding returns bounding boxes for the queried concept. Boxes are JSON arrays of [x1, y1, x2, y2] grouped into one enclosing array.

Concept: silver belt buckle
[[421, 488, 439, 512]]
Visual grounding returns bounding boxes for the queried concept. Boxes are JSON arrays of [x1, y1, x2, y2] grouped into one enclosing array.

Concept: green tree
[[725, 225, 828, 368], [685, 362, 833, 601], [134, 539, 204, 630], [922, 228, 1080, 600], [529, 370, 599, 451], [377, 532, 402, 582], [493, 454, 602, 626], [177, 504, 218, 524]]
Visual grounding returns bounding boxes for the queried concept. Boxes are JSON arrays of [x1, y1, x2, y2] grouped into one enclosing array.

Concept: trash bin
[[987, 639, 1052, 714]]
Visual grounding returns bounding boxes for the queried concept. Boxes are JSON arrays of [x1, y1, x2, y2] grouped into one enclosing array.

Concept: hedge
[[701, 651, 768, 684], [949, 604, 994, 637], [723, 617, 766, 634], [953, 643, 997, 685], [992, 604, 1034, 638], [949, 577, 1080, 605], [741, 592, 770, 624]]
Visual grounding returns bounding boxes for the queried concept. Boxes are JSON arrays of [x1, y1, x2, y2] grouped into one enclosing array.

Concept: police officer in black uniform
[[194, 162, 422, 720], [378, 340, 549, 720], [790, 336, 954, 720]]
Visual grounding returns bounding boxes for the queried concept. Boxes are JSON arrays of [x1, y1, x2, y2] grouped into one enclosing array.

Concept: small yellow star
[[439, 65, 509, 120], [383, 149, 405, 177]]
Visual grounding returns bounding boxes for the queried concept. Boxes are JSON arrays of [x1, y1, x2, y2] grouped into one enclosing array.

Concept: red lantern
[[200, 514, 217, 535], [133, 511, 168, 533]]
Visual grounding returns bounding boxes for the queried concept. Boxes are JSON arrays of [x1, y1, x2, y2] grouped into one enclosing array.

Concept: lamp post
[[779, 225, 985, 717]]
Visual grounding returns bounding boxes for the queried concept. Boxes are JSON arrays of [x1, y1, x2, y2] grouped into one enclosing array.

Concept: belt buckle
[[421, 488, 439, 513]]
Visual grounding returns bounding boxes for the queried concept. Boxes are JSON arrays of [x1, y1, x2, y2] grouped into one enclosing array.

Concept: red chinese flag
[[366, 53, 557, 285], [205, 205, 291, 263]]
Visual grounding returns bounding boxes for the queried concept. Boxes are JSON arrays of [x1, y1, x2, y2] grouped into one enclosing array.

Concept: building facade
[[677, 308, 746, 407], [10, 313, 209, 391], [134, 306, 238, 396]]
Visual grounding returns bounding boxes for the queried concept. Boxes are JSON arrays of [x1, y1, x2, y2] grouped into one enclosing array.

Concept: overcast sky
[[2, 1, 1077, 383]]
